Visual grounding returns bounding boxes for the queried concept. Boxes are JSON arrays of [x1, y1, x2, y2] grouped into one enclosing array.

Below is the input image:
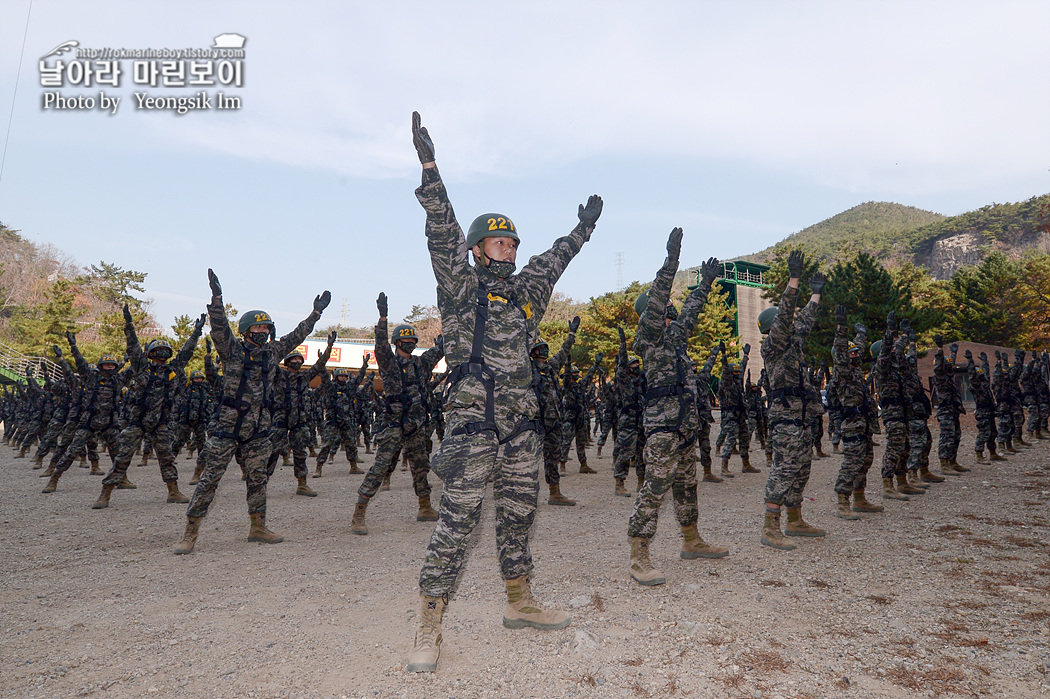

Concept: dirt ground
[[2, 427, 1049, 699]]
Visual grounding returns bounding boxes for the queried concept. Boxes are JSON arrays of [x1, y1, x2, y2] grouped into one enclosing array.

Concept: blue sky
[[1, 1, 1047, 333]]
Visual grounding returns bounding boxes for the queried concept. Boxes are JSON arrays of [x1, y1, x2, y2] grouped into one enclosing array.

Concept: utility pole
[[340, 297, 348, 328], [615, 252, 624, 291]]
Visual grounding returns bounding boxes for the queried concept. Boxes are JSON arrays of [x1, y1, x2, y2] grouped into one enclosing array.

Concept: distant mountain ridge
[[720, 196, 1050, 280]]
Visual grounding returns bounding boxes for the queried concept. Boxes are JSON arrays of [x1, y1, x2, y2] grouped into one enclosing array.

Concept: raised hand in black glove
[[712, 344, 722, 356], [994, 350, 1001, 360], [980, 352, 988, 363], [327, 331, 337, 347], [809, 272, 826, 295], [123, 303, 133, 324], [950, 343, 959, 354], [376, 292, 388, 318], [411, 111, 435, 164], [594, 352, 604, 364], [434, 334, 444, 351], [887, 311, 898, 331], [965, 349, 973, 360], [314, 290, 331, 314], [569, 316, 580, 333], [743, 343, 751, 356], [53, 344, 62, 358], [933, 334, 943, 347], [65, 331, 76, 346], [208, 268, 222, 298], [835, 305, 847, 325], [787, 250, 804, 279], [194, 313, 207, 333], [617, 326, 626, 343], [854, 322, 866, 335], [666, 227, 683, 258], [701, 257, 720, 286], [205, 336, 213, 353], [578, 195, 603, 229], [719, 340, 726, 354]]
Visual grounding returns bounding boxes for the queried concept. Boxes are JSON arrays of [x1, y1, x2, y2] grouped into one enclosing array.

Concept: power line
[[0, 0, 35, 188]]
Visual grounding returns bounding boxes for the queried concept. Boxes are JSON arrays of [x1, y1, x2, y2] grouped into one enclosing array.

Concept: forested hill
[[734, 195, 1050, 279]]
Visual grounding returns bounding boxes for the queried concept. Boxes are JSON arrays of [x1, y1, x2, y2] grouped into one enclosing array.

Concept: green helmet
[[333, 367, 350, 381], [634, 289, 678, 319], [466, 213, 519, 249], [144, 339, 172, 360], [284, 349, 305, 366], [392, 324, 418, 343], [189, 370, 205, 382], [758, 306, 779, 334], [238, 310, 275, 337], [870, 340, 883, 358]]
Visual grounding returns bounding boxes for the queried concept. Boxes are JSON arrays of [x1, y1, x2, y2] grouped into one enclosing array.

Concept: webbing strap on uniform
[[216, 346, 269, 444], [449, 281, 498, 438]]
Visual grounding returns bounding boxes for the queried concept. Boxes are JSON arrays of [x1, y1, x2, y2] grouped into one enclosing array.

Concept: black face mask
[[487, 259, 516, 278], [287, 360, 303, 371], [398, 341, 417, 354], [247, 331, 269, 347], [336, 377, 349, 384], [629, 366, 640, 375]]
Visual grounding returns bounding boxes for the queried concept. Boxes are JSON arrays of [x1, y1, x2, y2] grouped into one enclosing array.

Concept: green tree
[[10, 279, 79, 356], [87, 261, 147, 309], [947, 251, 1024, 346]]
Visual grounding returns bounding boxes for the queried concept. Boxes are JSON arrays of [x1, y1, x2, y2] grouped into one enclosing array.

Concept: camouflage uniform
[[717, 352, 749, 463], [1021, 361, 1041, 435], [993, 357, 1015, 451], [762, 284, 820, 508], [874, 329, 909, 480], [613, 338, 646, 482], [103, 314, 202, 490], [415, 165, 591, 597], [16, 370, 49, 454], [831, 322, 873, 495], [627, 250, 715, 541], [534, 332, 574, 486], [694, 352, 719, 475], [185, 298, 324, 520], [825, 374, 842, 450], [932, 346, 963, 462], [1007, 356, 1026, 443], [903, 347, 933, 474], [967, 356, 996, 455], [559, 362, 599, 469], [172, 376, 210, 458], [358, 319, 444, 501], [316, 365, 369, 469], [266, 348, 332, 481], [595, 376, 616, 451], [32, 359, 75, 465]]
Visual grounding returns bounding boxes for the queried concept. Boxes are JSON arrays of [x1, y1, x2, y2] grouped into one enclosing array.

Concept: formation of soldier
[[5, 112, 1050, 676]]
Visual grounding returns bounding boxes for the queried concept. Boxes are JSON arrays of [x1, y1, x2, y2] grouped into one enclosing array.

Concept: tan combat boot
[[702, 466, 723, 483], [614, 478, 630, 497], [41, 473, 60, 493], [313, 462, 324, 478], [139, 453, 148, 467], [351, 500, 369, 535], [79, 455, 88, 468], [852, 490, 885, 513], [975, 451, 989, 464], [296, 477, 317, 497], [720, 456, 734, 479], [117, 476, 137, 489], [680, 524, 729, 559], [761, 510, 797, 550], [188, 466, 203, 485], [949, 458, 970, 472], [348, 460, 363, 474], [547, 483, 576, 506], [814, 445, 828, 459], [882, 477, 909, 500], [247, 513, 284, 544], [40, 463, 55, 478], [836, 493, 861, 519], [92, 484, 116, 509], [579, 460, 597, 474], [636, 470, 645, 492], [919, 465, 945, 483], [832, 443, 841, 454], [166, 481, 189, 503], [896, 474, 925, 495], [785, 507, 827, 537], [1006, 439, 1020, 454], [89, 460, 103, 475], [173, 516, 203, 555], [741, 455, 760, 473], [503, 576, 572, 629], [907, 472, 929, 490], [835, 489, 860, 516], [629, 537, 666, 586], [417, 495, 438, 521], [938, 458, 960, 477], [31, 454, 44, 469], [380, 473, 391, 491], [989, 448, 1007, 461], [406, 595, 445, 673], [16, 445, 28, 459]]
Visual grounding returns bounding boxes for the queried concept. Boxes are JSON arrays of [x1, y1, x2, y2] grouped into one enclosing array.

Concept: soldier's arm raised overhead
[[833, 306, 849, 374], [275, 290, 330, 357], [66, 331, 89, 375], [419, 333, 445, 375], [173, 313, 206, 372], [550, 318, 578, 374], [673, 257, 719, 342], [373, 293, 394, 375], [123, 303, 143, 365], [793, 271, 825, 339], [635, 227, 681, 353], [308, 331, 338, 380], [206, 269, 233, 360], [766, 250, 805, 355]]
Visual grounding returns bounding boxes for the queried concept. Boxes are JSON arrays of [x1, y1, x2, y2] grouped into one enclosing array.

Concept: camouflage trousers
[[718, 407, 749, 460], [764, 415, 813, 508], [833, 420, 873, 495], [317, 420, 360, 466], [49, 419, 95, 468], [596, 411, 613, 448], [541, 423, 562, 486], [1011, 404, 1025, 440], [1041, 401, 1049, 430], [266, 423, 312, 480], [18, 419, 45, 451], [1024, 398, 1041, 433], [559, 413, 589, 464], [186, 432, 272, 518], [810, 413, 825, 453], [613, 419, 645, 480], [104, 423, 178, 487], [359, 424, 431, 500], [32, 417, 66, 462], [627, 431, 699, 539], [54, 423, 120, 475], [697, 420, 712, 471], [906, 418, 932, 471], [880, 416, 907, 479], [173, 421, 207, 457], [996, 406, 1014, 447], [829, 411, 843, 446], [974, 408, 995, 453], [358, 416, 372, 449], [418, 428, 541, 598], [936, 410, 961, 461]]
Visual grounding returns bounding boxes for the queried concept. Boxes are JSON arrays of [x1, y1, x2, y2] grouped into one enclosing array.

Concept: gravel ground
[[2, 427, 1049, 699]]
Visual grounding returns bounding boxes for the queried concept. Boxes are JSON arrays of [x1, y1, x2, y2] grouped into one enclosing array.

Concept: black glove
[[888, 312, 898, 331], [701, 257, 720, 286], [194, 313, 207, 333], [809, 272, 826, 295], [666, 227, 683, 259], [900, 318, 912, 333], [411, 111, 435, 164], [328, 331, 337, 347], [53, 344, 62, 358], [569, 316, 580, 333], [208, 268, 222, 298], [854, 322, 866, 335], [719, 340, 726, 354], [1016, 349, 1025, 361], [787, 250, 804, 278], [434, 334, 444, 350], [66, 331, 77, 346], [965, 349, 973, 360], [578, 195, 603, 229], [950, 343, 959, 354], [933, 334, 943, 347], [712, 344, 721, 356], [617, 326, 626, 343], [908, 329, 916, 342], [994, 349, 1001, 360], [122, 303, 133, 324], [376, 292, 388, 318], [743, 343, 751, 356], [835, 305, 847, 325], [594, 352, 604, 364], [980, 351, 988, 362], [314, 291, 331, 314], [205, 337, 213, 353]]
